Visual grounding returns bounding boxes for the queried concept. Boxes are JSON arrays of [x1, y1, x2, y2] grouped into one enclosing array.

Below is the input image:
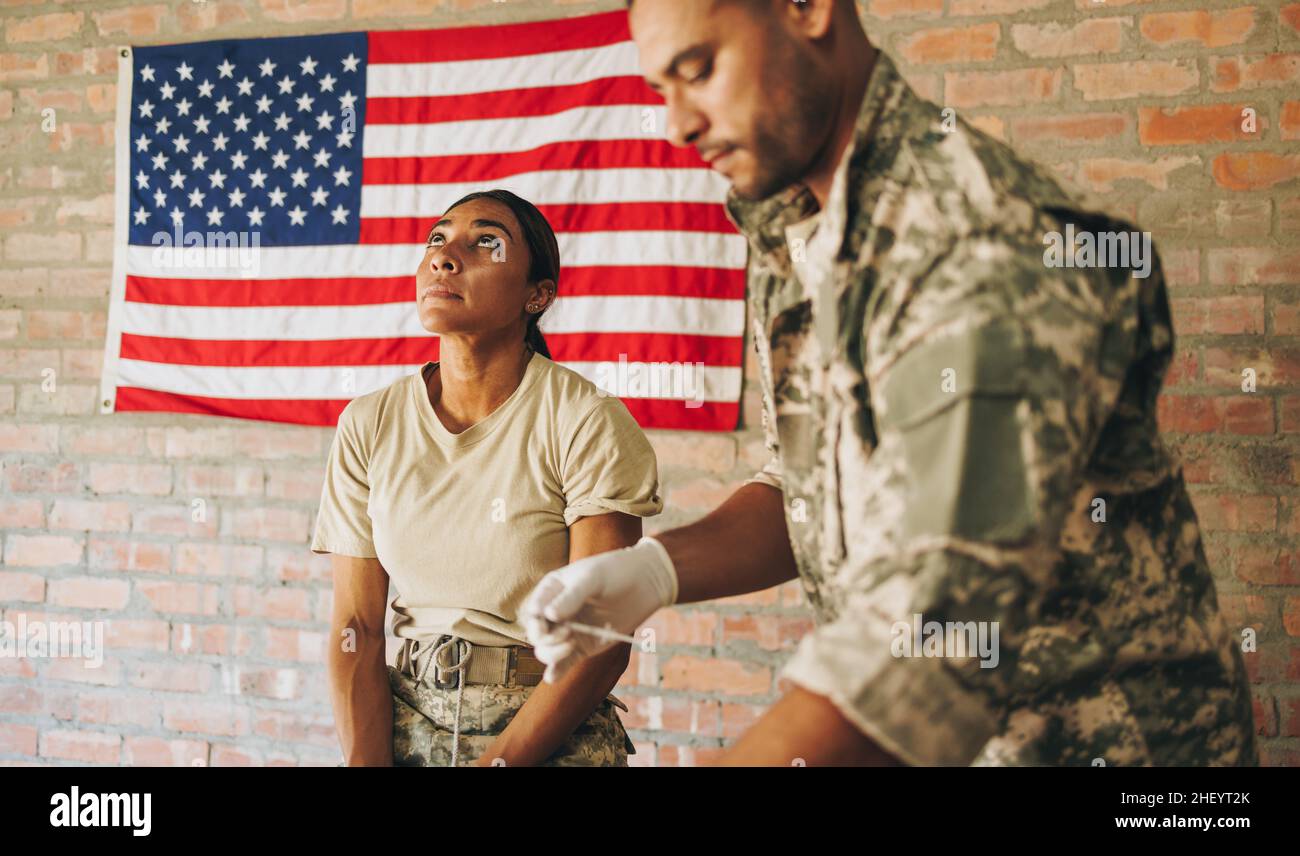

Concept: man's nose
[[664, 96, 706, 150]]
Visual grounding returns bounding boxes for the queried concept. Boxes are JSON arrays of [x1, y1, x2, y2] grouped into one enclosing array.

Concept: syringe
[[553, 620, 639, 645]]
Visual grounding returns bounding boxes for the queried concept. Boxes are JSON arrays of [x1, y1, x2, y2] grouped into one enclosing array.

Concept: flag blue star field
[[104, 10, 748, 430]]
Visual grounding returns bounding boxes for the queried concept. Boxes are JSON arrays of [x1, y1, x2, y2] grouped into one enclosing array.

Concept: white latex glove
[[520, 536, 678, 684]]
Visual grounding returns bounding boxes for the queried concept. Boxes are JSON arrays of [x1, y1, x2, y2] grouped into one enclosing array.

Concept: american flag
[[103, 10, 748, 432]]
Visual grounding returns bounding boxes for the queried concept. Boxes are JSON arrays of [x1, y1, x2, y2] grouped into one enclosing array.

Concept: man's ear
[[783, 0, 837, 41]]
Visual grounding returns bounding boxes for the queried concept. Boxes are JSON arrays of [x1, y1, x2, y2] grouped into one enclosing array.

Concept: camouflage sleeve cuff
[[778, 614, 1001, 766], [742, 451, 784, 491]]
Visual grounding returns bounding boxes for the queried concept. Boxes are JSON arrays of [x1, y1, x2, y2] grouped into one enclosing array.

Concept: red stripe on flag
[[119, 334, 440, 366], [548, 266, 746, 300], [366, 77, 659, 125], [126, 275, 415, 306], [113, 386, 740, 432], [540, 332, 742, 365], [620, 398, 740, 432], [360, 139, 706, 185], [368, 10, 630, 64], [118, 332, 740, 368], [113, 385, 353, 427]]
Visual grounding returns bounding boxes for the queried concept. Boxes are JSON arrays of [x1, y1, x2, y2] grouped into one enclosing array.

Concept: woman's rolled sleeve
[[311, 401, 378, 558], [561, 395, 663, 527]]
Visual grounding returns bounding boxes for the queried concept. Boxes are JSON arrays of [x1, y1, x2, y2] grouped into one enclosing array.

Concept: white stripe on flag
[[358, 168, 729, 217], [362, 104, 668, 159], [365, 42, 642, 98], [124, 232, 746, 279], [117, 295, 743, 339], [112, 358, 741, 402]]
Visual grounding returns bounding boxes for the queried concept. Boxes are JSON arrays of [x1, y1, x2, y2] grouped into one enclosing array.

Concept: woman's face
[[415, 197, 550, 339]]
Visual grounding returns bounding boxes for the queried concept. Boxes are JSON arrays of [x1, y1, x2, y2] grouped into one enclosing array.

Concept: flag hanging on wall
[[103, 9, 748, 432]]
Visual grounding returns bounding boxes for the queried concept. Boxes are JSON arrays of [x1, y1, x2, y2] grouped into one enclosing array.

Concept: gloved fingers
[[540, 563, 602, 623], [519, 575, 566, 624]]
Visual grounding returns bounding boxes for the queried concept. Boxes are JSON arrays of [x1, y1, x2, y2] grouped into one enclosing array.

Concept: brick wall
[[0, 0, 1295, 767]]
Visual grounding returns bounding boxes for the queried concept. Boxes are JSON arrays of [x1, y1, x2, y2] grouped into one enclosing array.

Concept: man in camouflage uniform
[[522, 0, 1257, 765]]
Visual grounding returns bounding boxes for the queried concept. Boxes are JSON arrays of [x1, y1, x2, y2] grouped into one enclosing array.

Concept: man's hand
[[520, 536, 677, 683]]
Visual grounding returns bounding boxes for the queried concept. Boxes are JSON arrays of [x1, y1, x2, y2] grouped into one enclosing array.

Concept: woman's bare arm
[[328, 554, 393, 766], [475, 511, 640, 766]]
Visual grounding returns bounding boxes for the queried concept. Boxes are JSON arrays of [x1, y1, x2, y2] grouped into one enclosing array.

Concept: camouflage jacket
[[723, 50, 1257, 766]]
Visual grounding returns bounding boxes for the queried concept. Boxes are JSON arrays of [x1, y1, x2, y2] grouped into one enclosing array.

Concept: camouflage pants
[[389, 664, 635, 767]]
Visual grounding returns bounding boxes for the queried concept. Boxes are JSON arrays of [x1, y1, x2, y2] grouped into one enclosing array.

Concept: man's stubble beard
[[733, 46, 838, 201]]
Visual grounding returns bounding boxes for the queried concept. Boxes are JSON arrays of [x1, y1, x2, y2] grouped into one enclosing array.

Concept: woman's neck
[[427, 338, 533, 433]]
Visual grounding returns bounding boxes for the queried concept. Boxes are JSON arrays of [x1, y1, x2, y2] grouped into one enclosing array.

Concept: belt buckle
[[432, 635, 465, 689]]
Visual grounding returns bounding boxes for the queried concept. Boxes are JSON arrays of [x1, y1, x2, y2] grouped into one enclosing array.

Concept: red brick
[[172, 622, 257, 657], [1140, 8, 1259, 48], [660, 654, 771, 695], [48, 499, 131, 532], [131, 505, 219, 538], [87, 537, 171, 574], [646, 433, 737, 474], [0, 724, 39, 756], [47, 576, 129, 609], [1207, 247, 1300, 286], [896, 23, 999, 65], [1010, 112, 1129, 145], [1076, 155, 1201, 193], [1212, 54, 1300, 92], [180, 463, 261, 496], [264, 627, 325, 661], [945, 67, 1061, 107], [864, 0, 943, 14], [1284, 4, 1300, 36], [228, 506, 310, 542], [0, 571, 44, 601], [0, 52, 48, 82], [1074, 60, 1199, 101], [1139, 103, 1260, 145], [59, 424, 146, 456], [260, 0, 347, 23], [3, 533, 82, 566], [641, 608, 717, 646], [136, 580, 221, 616], [1190, 493, 1277, 532], [1158, 394, 1274, 435], [105, 618, 170, 652], [233, 585, 313, 621], [1011, 18, 1127, 58], [87, 462, 172, 495], [1213, 152, 1300, 190], [1170, 296, 1265, 335], [0, 422, 58, 452], [1254, 697, 1278, 737], [122, 736, 208, 766], [40, 729, 119, 763], [129, 662, 214, 693], [175, 1, 252, 30], [1235, 548, 1300, 586], [91, 5, 165, 37], [162, 700, 251, 737], [721, 613, 816, 651], [1282, 101, 1300, 140], [950, 0, 1050, 13], [77, 693, 160, 728], [5, 11, 83, 43]]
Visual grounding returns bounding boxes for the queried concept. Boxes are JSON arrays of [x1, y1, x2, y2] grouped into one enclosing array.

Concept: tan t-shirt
[[310, 351, 663, 646]]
